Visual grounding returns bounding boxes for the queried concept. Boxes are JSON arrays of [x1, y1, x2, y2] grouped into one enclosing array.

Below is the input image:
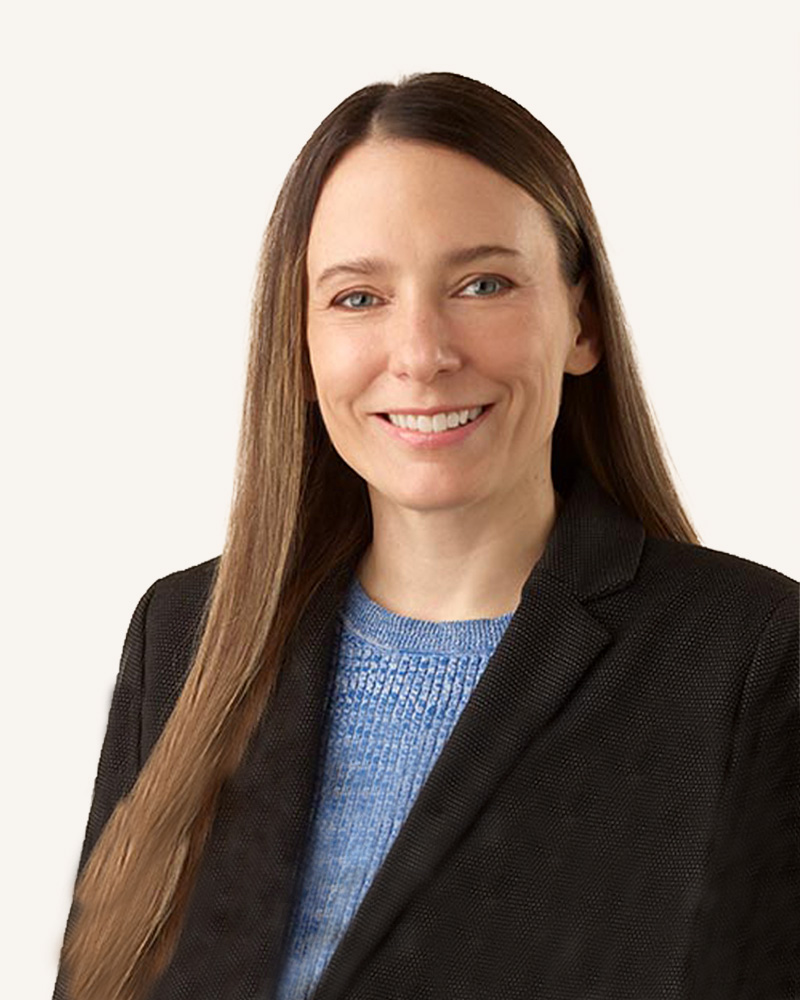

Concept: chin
[[374, 483, 482, 514]]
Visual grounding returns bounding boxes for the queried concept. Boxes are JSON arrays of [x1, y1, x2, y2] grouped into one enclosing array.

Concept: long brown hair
[[60, 70, 701, 1000]]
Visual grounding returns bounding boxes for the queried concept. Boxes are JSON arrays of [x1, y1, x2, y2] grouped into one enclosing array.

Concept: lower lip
[[372, 406, 493, 449]]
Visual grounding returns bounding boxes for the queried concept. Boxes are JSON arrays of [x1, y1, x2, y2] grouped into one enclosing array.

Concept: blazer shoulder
[[138, 554, 221, 757], [149, 553, 221, 603], [146, 554, 221, 640], [641, 535, 798, 604], [618, 537, 799, 658]]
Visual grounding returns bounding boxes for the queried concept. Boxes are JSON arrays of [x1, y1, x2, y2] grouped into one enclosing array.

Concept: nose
[[386, 297, 463, 383]]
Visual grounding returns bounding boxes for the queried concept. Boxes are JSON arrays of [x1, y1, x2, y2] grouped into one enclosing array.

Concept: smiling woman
[[53, 71, 798, 1000]]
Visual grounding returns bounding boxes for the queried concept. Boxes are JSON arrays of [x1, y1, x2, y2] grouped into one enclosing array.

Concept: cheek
[[307, 331, 382, 424], [500, 339, 571, 423], [308, 333, 355, 392], [496, 334, 563, 385]]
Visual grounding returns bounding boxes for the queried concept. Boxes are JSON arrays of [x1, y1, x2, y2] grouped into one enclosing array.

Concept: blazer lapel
[[309, 467, 646, 1000]]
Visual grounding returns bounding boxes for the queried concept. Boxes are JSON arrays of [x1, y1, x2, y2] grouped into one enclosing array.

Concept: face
[[305, 138, 602, 519]]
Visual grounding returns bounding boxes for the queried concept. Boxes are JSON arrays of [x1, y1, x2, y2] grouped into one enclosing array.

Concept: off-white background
[[2, 1, 797, 996]]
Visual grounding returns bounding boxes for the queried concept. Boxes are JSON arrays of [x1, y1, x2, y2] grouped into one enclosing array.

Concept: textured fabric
[[275, 579, 513, 1000], [52, 465, 800, 1000]]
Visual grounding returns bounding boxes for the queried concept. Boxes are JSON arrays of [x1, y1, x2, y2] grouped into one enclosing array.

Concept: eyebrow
[[313, 243, 524, 291]]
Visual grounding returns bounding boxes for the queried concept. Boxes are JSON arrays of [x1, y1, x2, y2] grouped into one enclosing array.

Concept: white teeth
[[387, 406, 485, 433]]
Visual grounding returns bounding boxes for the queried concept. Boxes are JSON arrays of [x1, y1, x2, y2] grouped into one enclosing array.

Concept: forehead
[[306, 139, 557, 272]]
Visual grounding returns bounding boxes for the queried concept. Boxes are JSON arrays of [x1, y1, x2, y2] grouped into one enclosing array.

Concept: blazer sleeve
[[52, 579, 158, 1000], [688, 590, 800, 999]]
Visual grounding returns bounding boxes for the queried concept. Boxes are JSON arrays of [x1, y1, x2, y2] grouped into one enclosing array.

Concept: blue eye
[[461, 276, 511, 297], [332, 275, 512, 310], [334, 290, 379, 310]]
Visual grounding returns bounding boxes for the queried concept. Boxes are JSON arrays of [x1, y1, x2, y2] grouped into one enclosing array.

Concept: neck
[[356, 480, 561, 622]]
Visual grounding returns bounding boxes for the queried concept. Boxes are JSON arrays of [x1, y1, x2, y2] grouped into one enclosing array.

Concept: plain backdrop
[[2, 1, 797, 996]]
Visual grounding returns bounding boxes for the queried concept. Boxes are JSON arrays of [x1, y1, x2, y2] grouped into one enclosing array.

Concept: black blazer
[[53, 467, 799, 1000]]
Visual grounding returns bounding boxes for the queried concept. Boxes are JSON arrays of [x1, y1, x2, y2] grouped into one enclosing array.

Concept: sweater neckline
[[338, 574, 516, 655]]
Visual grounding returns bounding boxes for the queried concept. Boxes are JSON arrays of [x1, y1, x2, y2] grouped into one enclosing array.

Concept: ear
[[564, 273, 603, 376]]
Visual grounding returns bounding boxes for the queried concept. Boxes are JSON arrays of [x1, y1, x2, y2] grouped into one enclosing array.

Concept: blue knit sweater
[[274, 573, 514, 1000]]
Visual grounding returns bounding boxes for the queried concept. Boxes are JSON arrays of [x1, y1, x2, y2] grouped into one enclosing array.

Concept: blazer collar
[[528, 464, 646, 601]]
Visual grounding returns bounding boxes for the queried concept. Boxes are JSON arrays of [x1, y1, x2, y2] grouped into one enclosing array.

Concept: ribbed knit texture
[[274, 574, 514, 1000]]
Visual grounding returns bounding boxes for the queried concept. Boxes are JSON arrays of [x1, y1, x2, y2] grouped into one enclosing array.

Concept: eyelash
[[331, 275, 514, 310]]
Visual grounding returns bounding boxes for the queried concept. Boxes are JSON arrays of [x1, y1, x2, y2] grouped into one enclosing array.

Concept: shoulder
[[144, 553, 221, 664], [638, 536, 797, 604], [149, 554, 221, 606], [136, 555, 221, 753], [617, 535, 797, 653], [134, 554, 220, 640]]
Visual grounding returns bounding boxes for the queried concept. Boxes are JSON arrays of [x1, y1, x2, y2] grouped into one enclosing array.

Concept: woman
[[53, 71, 798, 1000]]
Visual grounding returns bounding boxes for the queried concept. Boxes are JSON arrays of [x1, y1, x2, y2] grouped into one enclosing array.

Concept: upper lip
[[377, 404, 491, 416]]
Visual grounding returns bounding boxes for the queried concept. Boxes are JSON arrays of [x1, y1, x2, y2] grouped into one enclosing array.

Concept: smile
[[384, 406, 485, 433], [374, 404, 493, 449]]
